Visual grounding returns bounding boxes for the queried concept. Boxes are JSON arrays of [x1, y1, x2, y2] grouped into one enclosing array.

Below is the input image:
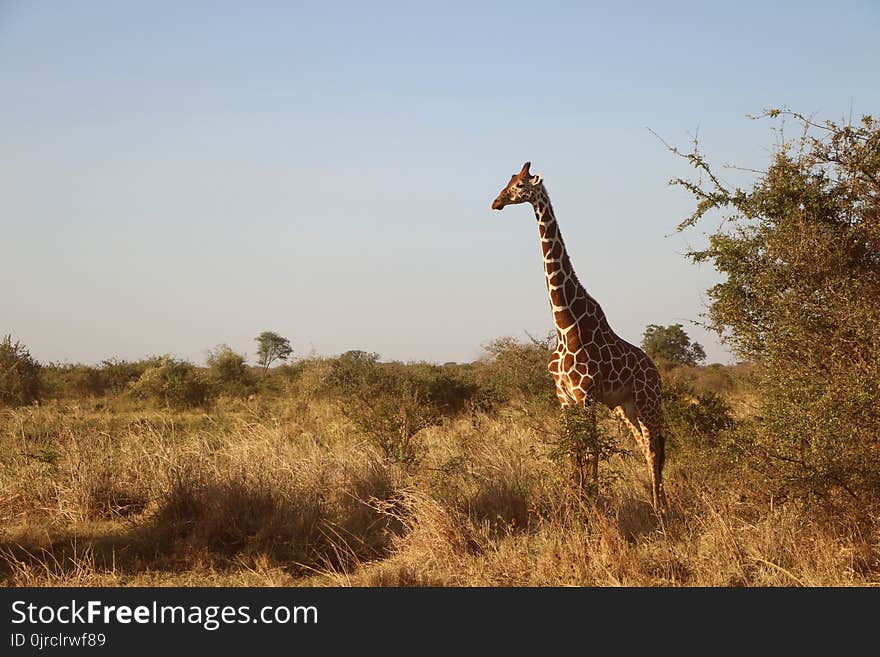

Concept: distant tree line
[[0, 330, 296, 409]]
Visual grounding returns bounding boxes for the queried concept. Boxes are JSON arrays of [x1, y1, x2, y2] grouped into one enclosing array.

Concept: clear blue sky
[[2, 1, 878, 365]]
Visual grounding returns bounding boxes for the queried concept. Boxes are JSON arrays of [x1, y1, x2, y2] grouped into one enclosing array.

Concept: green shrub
[[67, 365, 107, 397], [262, 361, 304, 387], [475, 335, 555, 406], [551, 402, 625, 497], [37, 364, 68, 399], [38, 358, 161, 399], [205, 345, 253, 398], [663, 380, 734, 450], [0, 335, 40, 406], [129, 356, 209, 409], [101, 358, 158, 394], [38, 363, 108, 398], [325, 352, 479, 464]]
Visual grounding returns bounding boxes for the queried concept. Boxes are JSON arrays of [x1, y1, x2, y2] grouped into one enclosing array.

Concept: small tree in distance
[[254, 331, 293, 373], [641, 323, 706, 367]]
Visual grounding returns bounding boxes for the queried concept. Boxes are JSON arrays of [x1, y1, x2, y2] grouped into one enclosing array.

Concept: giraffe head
[[491, 161, 544, 210]]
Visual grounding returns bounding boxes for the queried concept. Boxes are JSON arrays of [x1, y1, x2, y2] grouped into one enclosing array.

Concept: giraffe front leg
[[555, 380, 574, 406], [615, 401, 648, 453]]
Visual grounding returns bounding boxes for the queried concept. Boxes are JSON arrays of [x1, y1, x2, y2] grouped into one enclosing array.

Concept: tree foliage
[[206, 345, 253, 398], [0, 335, 40, 406], [641, 323, 706, 367], [326, 351, 478, 464], [672, 109, 880, 513], [662, 380, 734, 449], [100, 358, 158, 395], [477, 334, 556, 404], [129, 356, 209, 409], [254, 331, 293, 372]]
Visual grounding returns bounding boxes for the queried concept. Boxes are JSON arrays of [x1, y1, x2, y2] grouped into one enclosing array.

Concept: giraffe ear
[[530, 173, 543, 185], [519, 161, 532, 178]]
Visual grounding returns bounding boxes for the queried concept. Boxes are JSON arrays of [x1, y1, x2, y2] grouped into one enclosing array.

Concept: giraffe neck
[[531, 186, 608, 338]]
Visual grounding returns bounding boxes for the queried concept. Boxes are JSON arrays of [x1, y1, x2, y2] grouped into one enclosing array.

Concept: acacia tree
[[254, 331, 293, 372], [668, 109, 880, 513], [641, 323, 706, 367]]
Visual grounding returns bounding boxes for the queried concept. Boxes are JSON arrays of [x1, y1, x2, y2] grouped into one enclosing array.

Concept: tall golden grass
[[1, 395, 876, 586]]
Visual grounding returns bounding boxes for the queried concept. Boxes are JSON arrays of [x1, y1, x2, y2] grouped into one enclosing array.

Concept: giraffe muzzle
[[491, 198, 505, 210]]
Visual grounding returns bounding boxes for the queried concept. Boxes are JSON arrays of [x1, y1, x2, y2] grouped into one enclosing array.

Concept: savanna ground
[[1, 344, 876, 587]]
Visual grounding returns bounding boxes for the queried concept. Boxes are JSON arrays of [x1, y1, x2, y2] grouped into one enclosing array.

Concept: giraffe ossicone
[[491, 161, 666, 511]]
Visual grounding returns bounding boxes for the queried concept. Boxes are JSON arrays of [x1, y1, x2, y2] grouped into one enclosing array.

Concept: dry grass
[[1, 398, 877, 587]]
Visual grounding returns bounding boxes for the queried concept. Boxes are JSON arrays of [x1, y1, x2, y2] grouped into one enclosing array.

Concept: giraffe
[[491, 161, 666, 511]]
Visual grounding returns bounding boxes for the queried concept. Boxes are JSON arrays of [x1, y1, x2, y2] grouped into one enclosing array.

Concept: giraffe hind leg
[[638, 419, 665, 512], [617, 401, 665, 512]]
